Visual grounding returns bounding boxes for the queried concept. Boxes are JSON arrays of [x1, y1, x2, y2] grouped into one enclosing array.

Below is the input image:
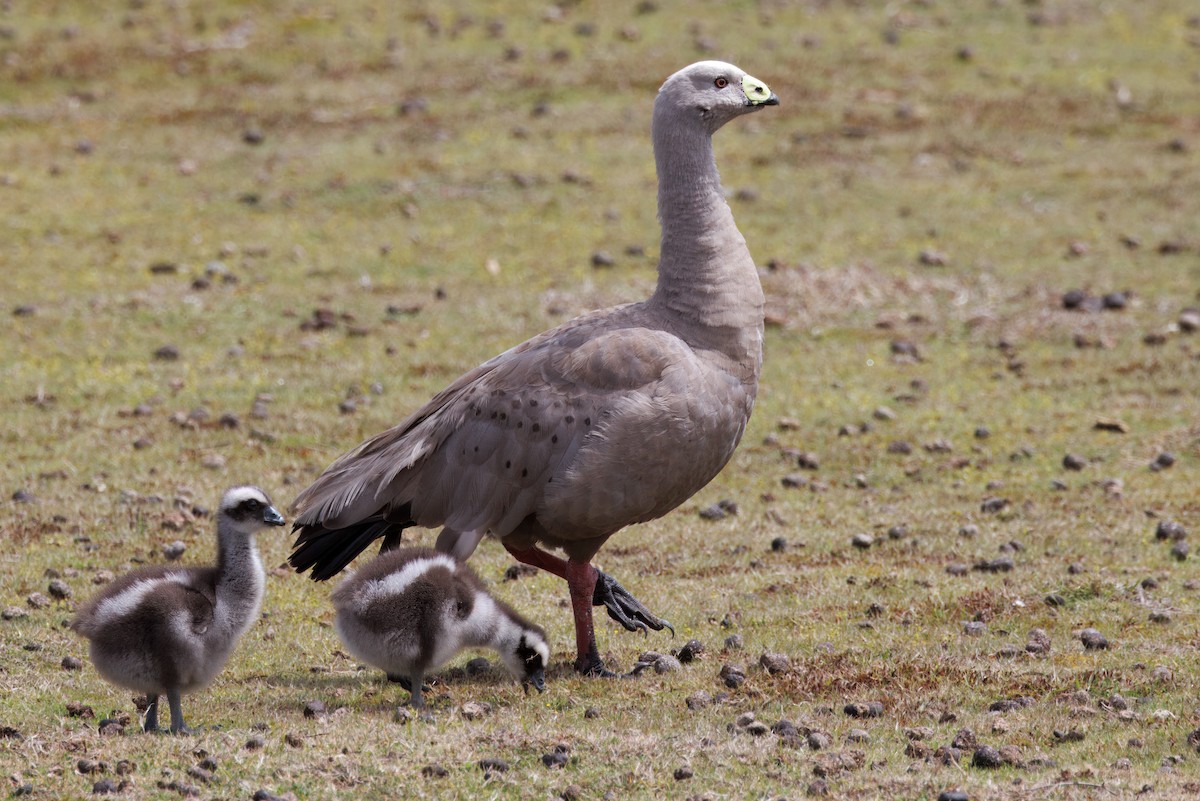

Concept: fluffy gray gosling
[[70, 485, 285, 733], [332, 547, 549, 708]]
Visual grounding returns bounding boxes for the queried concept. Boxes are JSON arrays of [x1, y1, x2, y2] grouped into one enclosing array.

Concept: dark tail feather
[[290, 519, 409, 581]]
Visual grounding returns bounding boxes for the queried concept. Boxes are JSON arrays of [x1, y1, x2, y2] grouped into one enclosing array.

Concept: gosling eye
[[714, 76, 728, 89]]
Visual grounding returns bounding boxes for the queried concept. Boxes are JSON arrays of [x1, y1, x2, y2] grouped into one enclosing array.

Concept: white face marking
[[91, 574, 189, 628], [220, 485, 271, 512], [351, 554, 460, 613], [531, 635, 550, 668]]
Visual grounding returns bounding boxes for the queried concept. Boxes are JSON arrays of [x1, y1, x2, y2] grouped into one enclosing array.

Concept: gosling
[[332, 547, 549, 707], [70, 485, 285, 734]]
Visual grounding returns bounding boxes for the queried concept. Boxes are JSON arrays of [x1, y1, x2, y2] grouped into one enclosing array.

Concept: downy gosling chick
[[332, 547, 549, 707], [70, 485, 285, 733]]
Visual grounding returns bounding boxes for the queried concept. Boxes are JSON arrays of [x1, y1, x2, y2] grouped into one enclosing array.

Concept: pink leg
[[505, 545, 610, 675], [504, 544, 570, 579], [504, 543, 670, 676], [564, 560, 609, 675]]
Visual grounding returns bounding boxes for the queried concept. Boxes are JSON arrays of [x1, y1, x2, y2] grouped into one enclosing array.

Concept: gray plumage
[[291, 61, 778, 675], [70, 485, 285, 733], [331, 547, 549, 707]]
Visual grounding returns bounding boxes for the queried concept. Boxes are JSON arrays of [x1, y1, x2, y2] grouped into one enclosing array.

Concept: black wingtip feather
[[289, 520, 409, 581]]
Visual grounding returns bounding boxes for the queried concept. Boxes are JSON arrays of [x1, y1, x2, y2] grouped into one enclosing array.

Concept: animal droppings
[[1149, 452, 1175, 471], [478, 758, 509, 775], [972, 556, 1014, 573], [1080, 628, 1109, 650], [302, 701, 328, 719], [1153, 519, 1188, 541], [843, 701, 884, 719], [719, 663, 746, 689], [758, 652, 790, 674]]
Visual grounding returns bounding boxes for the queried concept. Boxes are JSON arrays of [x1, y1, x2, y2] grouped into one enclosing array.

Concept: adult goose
[[71, 486, 285, 733], [290, 61, 778, 675]]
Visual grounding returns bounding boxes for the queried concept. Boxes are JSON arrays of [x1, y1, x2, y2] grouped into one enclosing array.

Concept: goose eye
[[714, 77, 728, 89]]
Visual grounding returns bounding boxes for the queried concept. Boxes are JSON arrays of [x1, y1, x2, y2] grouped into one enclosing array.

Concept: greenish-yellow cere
[[742, 74, 772, 104]]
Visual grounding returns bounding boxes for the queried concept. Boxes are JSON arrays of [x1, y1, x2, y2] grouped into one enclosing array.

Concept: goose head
[[219, 485, 286, 536], [502, 627, 550, 694], [655, 60, 779, 135]]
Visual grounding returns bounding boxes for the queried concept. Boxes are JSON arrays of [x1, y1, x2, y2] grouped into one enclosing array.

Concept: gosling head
[[219, 485, 286, 536], [500, 626, 549, 695]]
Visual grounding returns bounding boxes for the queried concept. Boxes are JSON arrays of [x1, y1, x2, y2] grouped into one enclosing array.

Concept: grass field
[[2, 1, 1199, 798]]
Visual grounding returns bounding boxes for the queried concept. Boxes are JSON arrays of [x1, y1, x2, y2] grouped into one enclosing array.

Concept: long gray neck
[[215, 525, 265, 633], [647, 110, 765, 370]]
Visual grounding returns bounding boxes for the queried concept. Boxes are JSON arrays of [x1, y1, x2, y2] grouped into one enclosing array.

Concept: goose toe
[[592, 571, 674, 636]]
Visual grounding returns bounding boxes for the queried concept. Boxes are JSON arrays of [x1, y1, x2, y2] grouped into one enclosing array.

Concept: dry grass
[[3, 1, 1200, 799]]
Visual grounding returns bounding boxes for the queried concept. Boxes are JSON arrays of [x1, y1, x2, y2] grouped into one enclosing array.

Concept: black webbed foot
[[592, 571, 674, 637]]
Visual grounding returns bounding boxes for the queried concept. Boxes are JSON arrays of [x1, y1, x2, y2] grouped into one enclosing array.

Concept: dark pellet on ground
[[1062, 453, 1086, 471], [843, 701, 883, 718], [719, 663, 746, 688], [1102, 291, 1128, 309], [1154, 520, 1187, 541], [973, 556, 1014, 573], [759, 652, 790, 674], [980, 497, 1009, 513], [1150, 452, 1176, 471], [971, 745, 1003, 768], [1080, 628, 1109, 650], [676, 639, 705, 663], [92, 779, 118, 795], [1062, 289, 1087, 309]]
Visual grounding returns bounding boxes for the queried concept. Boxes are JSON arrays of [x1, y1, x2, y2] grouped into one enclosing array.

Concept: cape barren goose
[[332, 547, 549, 707], [71, 486, 285, 733], [290, 61, 778, 675]]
